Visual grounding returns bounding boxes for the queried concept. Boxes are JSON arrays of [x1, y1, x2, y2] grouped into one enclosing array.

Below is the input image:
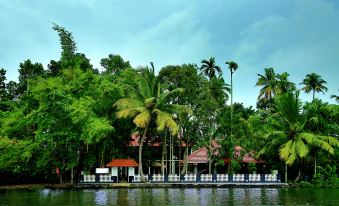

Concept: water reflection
[[94, 190, 108, 205], [1, 188, 338, 205]]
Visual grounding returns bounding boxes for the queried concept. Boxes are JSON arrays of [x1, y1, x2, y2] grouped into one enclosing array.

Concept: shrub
[[312, 165, 337, 187]]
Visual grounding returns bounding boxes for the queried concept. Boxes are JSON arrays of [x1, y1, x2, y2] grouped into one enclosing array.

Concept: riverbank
[[0, 182, 289, 190], [0, 184, 75, 190]]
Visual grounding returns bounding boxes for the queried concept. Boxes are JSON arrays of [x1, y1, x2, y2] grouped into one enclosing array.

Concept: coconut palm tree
[[300, 73, 328, 100], [114, 65, 192, 180], [200, 57, 222, 79], [276, 72, 296, 94], [258, 92, 339, 182], [330, 90, 339, 103], [255, 68, 278, 109]]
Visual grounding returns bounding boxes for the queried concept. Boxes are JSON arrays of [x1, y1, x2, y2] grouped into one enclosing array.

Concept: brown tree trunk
[[70, 169, 74, 184], [285, 163, 288, 183], [161, 130, 167, 175], [181, 143, 188, 174], [139, 125, 149, 181]]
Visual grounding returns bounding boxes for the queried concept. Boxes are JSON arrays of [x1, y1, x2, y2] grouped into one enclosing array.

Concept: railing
[[248, 174, 261, 182], [151, 174, 164, 182], [217, 174, 229, 182], [99, 175, 113, 182], [200, 174, 213, 182], [83, 175, 96, 183], [168, 174, 180, 182], [184, 174, 196, 182], [80, 173, 281, 183]]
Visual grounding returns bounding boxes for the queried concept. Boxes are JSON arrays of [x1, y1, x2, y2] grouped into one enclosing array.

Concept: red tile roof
[[129, 134, 161, 147], [187, 145, 264, 164], [187, 147, 209, 164], [106, 159, 139, 167]]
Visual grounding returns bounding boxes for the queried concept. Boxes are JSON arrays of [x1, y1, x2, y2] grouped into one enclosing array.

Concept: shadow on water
[[1, 187, 339, 205]]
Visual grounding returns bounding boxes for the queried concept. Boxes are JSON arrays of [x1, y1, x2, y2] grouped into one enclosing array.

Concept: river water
[[1, 188, 339, 205]]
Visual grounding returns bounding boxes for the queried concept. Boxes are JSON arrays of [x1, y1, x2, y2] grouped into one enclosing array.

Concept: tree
[[255, 68, 277, 109], [276, 72, 296, 94], [114, 66, 192, 180], [17, 59, 44, 95], [225, 61, 238, 138], [258, 92, 339, 182], [330, 90, 339, 103], [225, 61, 238, 106], [0, 68, 7, 101], [47, 60, 62, 77], [52, 23, 77, 65], [200, 57, 222, 79], [300, 73, 328, 100], [100, 54, 131, 74]]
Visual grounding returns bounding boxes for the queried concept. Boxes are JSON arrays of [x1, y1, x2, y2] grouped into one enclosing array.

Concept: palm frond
[[116, 107, 145, 119], [154, 110, 179, 135], [158, 88, 185, 104], [113, 98, 143, 110], [295, 138, 309, 158], [162, 104, 193, 115], [280, 140, 296, 165], [133, 110, 151, 128]]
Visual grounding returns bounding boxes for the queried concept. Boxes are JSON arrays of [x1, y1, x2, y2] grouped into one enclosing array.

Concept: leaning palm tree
[[114, 65, 192, 180], [258, 92, 339, 182], [300, 73, 328, 100], [255, 68, 278, 109], [200, 57, 222, 79], [330, 90, 339, 103]]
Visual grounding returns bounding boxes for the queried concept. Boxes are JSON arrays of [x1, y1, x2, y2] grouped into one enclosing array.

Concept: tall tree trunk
[[294, 159, 302, 182], [285, 163, 288, 183], [70, 169, 74, 184], [230, 72, 233, 137], [161, 130, 167, 175], [60, 172, 63, 184], [139, 124, 149, 181], [208, 136, 212, 174], [314, 154, 317, 177], [181, 143, 188, 174], [312, 90, 315, 101]]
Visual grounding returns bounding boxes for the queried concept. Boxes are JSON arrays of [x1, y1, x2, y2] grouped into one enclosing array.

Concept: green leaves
[[81, 117, 114, 145]]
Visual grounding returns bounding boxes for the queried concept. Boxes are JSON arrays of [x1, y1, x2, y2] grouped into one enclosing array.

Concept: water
[[0, 188, 338, 205]]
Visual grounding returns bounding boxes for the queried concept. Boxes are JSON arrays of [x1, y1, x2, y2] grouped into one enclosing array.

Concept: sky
[[1, 0, 339, 107]]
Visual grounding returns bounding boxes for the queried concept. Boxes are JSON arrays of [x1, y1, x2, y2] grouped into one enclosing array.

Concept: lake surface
[[1, 188, 338, 205]]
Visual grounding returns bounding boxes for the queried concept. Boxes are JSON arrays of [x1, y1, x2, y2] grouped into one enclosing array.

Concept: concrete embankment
[[0, 182, 289, 190]]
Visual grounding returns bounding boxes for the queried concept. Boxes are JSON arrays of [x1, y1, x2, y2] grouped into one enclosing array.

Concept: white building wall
[[111, 167, 118, 176]]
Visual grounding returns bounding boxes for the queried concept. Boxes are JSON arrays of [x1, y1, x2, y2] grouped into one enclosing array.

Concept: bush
[[312, 165, 337, 187], [248, 162, 256, 174], [231, 160, 241, 174], [299, 181, 314, 188]]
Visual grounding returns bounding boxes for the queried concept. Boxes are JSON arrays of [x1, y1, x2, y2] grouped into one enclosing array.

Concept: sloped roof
[[129, 134, 161, 147], [187, 147, 209, 164], [187, 145, 264, 164], [106, 159, 138, 167]]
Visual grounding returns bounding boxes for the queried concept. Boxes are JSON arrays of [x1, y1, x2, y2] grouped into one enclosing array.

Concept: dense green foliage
[[0, 24, 338, 184]]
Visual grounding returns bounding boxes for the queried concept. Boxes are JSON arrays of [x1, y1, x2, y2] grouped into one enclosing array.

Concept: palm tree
[[300, 73, 328, 100], [258, 92, 339, 182], [225, 61, 238, 138], [330, 90, 339, 103], [114, 65, 192, 180], [255, 68, 278, 109], [200, 57, 222, 79], [208, 76, 231, 104], [276, 72, 296, 94]]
